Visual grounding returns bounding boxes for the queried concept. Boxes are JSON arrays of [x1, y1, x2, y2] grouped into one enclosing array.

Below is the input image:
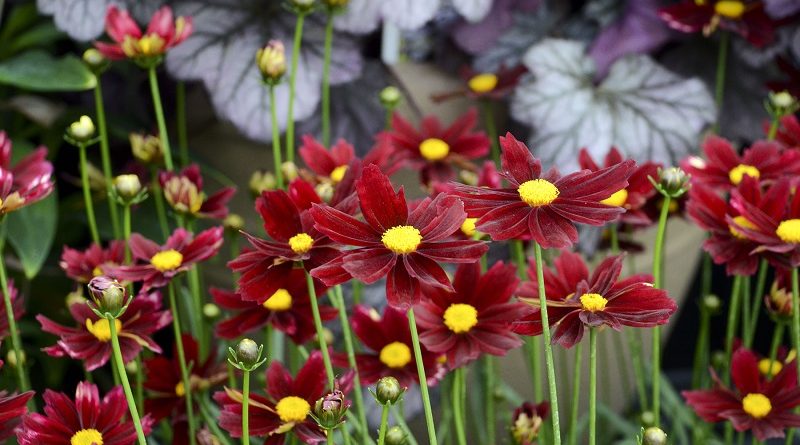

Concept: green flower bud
[[83, 49, 110, 74], [223, 214, 245, 232], [130, 133, 163, 165], [702, 294, 721, 315], [282, 161, 299, 182], [249, 170, 276, 196], [385, 426, 407, 445], [313, 390, 349, 430], [68, 115, 96, 142], [657, 167, 690, 198], [235, 338, 261, 368], [643, 427, 668, 445], [203, 303, 221, 319], [379, 86, 401, 110], [256, 40, 286, 84], [88, 276, 127, 315], [114, 174, 143, 201], [375, 376, 404, 406]]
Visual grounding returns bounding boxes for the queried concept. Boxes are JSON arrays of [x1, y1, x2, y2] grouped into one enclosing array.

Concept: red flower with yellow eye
[[0, 131, 54, 216], [211, 268, 336, 344], [95, 5, 192, 61], [299, 136, 356, 184], [415, 261, 530, 368], [431, 65, 527, 102], [310, 164, 487, 309], [659, 0, 775, 47], [387, 109, 489, 185], [683, 348, 800, 440], [682, 135, 800, 190], [333, 305, 445, 388], [513, 251, 676, 348], [451, 133, 634, 248], [159, 164, 236, 220], [60, 241, 126, 283], [37, 292, 172, 371]]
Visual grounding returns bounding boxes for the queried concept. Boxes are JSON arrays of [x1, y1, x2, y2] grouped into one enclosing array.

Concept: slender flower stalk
[[285, 13, 306, 162], [78, 143, 101, 244], [269, 86, 284, 189], [746, 259, 769, 347], [480, 100, 499, 165], [377, 404, 390, 445], [651, 194, 670, 426], [107, 313, 147, 445], [93, 83, 121, 238], [168, 283, 196, 445], [713, 32, 729, 132], [792, 267, 800, 383], [122, 204, 132, 262], [331, 285, 368, 438], [692, 298, 713, 389], [767, 322, 785, 375], [242, 368, 251, 445], [408, 308, 438, 445], [321, 13, 334, 146], [512, 240, 542, 399], [453, 367, 467, 445], [484, 356, 496, 443], [588, 328, 597, 445], [134, 355, 144, 412], [0, 221, 28, 392], [533, 242, 562, 444], [150, 167, 170, 239], [148, 66, 174, 171], [176, 81, 189, 166], [304, 267, 335, 388], [724, 276, 742, 381], [567, 341, 582, 445]]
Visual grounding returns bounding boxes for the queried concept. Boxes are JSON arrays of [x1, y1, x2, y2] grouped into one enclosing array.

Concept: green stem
[[107, 314, 147, 445], [377, 404, 390, 445], [714, 32, 729, 132], [626, 329, 648, 410], [148, 66, 174, 171], [533, 242, 562, 444], [188, 265, 207, 359], [511, 241, 542, 400], [176, 81, 189, 166], [791, 267, 800, 384], [408, 308, 438, 445], [484, 356, 496, 444], [285, 13, 305, 162], [588, 328, 597, 445], [169, 283, 197, 445], [391, 405, 420, 445], [747, 259, 769, 347], [741, 276, 752, 347], [327, 432, 334, 445], [724, 276, 743, 384], [453, 367, 466, 445], [123, 204, 131, 263], [331, 285, 368, 439], [567, 341, 582, 445], [692, 305, 711, 389], [0, 225, 28, 392], [198, 394, 233, 445], [242, 369, 250, 445], [480, 100, 499, 165], [304, 268, 335, 388], [352, 281, 362, 306], [93, 82, 121, 238], [768, 118, 780, 141], [150, 168, 170, 240], [79, 144, 101, 244], [767, 322, 785, 379], [384, 108, 393, 130], [651, 194, 671, 426], [269, 86, 285, 189], [611, 331, 632, 403], [321, 12, 334, 146], [134, 354, 144, 413]]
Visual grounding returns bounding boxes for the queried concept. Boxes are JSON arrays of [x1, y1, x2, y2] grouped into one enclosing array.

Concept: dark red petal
[[499, 133, 540, 185], [357, 165, 408, 231]]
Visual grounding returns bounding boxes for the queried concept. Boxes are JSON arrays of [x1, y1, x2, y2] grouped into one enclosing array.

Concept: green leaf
[[7, 192, 58, 279], [0, 50, 96, 92]]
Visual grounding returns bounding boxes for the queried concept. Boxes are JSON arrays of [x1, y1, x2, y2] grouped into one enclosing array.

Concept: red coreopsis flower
[[415, 261, 530, 368], [159, 164, 235, 220], [387, 109, 490, 185], [578, 147, 660, 226], [0, 353, 33, 442], [510, 401, 550, 445], [683, 348, 800, 440], [37, 292, 172, 371], [215, 352, 338, 444], [18, 381, 152, 445], [310, 164, 488, 309], [299, 136, 356, 184], [211, 268, 336, 344], [333, 305, 445, 388], [451, 133, 634, 248], [659, 0, 775, 47], [60, 241, 126, 283], [95, 6, 192, 61], [0, 280, 23, 341], [686, 177, 763, 275], [0, 131, 54, 215], [109, 227, 223, 291], [431, 65, 527, 102], [682, 135, 800, 190], [513, 251, 677, 348], [144, 335, 226, 422]]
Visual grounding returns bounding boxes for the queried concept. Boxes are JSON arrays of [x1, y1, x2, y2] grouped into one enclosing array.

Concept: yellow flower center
[[518, 179, 560, 207], [275, 396, 311, 423], [468, 73, 499, 94], [379, 341, 412, 369], [580, 293, 608, 312], [175, 381, 186, 397], [728, 164, 760, 185], [443, 303, 479, 334], [419, 138, 450, 161], [150, 249, 183, 272], [85, 318, 122, 342], [461, 218, 478, 237], [600, 189, 628, 207], [758, 358, 783, 377], [715, 0, 746, 19], [742, 393, 772, 419], [288, 233, 314, 254], [382, 226, 422, 254], [263, 288, 293, 311], [729, 216, 757, 240], [776, 219, 800, 244], [92, 266, 103, 277], [330, 165, 348, 183], [71, 428, 103, 445]]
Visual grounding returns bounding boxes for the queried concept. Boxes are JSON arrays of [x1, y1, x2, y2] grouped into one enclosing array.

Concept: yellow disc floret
[[288, 233, 314, 254], [330, 165, 348, 183], [419, 138, 450, 161], [150, 249, 183, 272], [275, 396, 311, 423], [443, 303, 479, 334], [263, 288, 293, 311], [85, 318, 122, 342], [742, 393, 772, 419], [758, 358, 783, 377], [729, 216, 756, 240], [379, 341, 412, 368], [600, 189, 628, 207], [777, 219, 800, 244], [728, 164, 760, 185], [461, 218, 478, 237], [382, 226, 422, 254], [175, 381, 186, 397], [715, 0, 746, 19], [580, 293, 608, 312], [518, 179, 560, 207], [71, 429, 103, 445], [468, 73, 499, 94]]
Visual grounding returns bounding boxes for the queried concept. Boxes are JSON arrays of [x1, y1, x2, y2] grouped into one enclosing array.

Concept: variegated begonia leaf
[[36, 0, 161, 41], [451, 0, 493, 23], [335, 0, 440, 33], [511, 38, 716, 172]]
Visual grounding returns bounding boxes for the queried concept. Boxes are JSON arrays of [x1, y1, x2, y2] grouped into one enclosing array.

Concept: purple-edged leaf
[[36, 0, 161, 41]]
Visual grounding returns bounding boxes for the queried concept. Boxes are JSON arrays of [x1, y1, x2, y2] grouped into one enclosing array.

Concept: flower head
[[17, 381, 153, 445], [95, 6, 193, 63], [38, 291, 172, 371], [415, 261, 530, 368], [432, 65, 527, 102], [0, 355, 33, 442], [256, 40, 286, 83], [659, 0, 776, 47], [510, 401, 549, 445], [451, 133, 634, 248], [60, 241, 125, 283], [310, 164, 487, 309], [299, 136, 357, 184], [683, 348, 800, 440], [0, 131, 54, 215], [159, 164, 235, 220]]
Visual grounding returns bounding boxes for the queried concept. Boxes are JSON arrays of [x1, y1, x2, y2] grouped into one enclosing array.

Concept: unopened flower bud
[[249, 170, 276, 196], [375, 376, 404, 406], [321, 0, 349, 9], [235, 338, 261, 368], [203, 303, 221, 319], [639, 410, 656, 427], [125, 360, 138, 374], [701, 294, 721, 315], [256, 40, 286, 83], [68, 115, 96, 142], [711, 350, 726, 369], [643, 427, 668, 445], [281, 161, 299, 182], [114, 174, 143, 201], [511, 402, 548, 444], [288, 0, 316, 14], [459, 170, 479, 186], [766, 279, 793, 320], [767, 90, 800, 119], [315, 183, 334, 203], [66, 290, 86, 307], [130, 133, 164, 165], [657, 167, 690, 198], [313, 390, 350, 430], [385, 426, 407, 445], [6, 350, 25, 367], [88, 276, 127, 315], [379, 86, 401, 110], [224, 214, 245, 232], [316, 327, 334, 346], [83, 49, 110, 74]]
